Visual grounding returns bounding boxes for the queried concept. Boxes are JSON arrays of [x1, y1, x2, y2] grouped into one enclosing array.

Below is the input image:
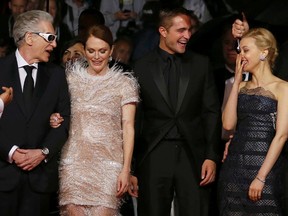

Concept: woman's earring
[[109, 56, 112, 62], [260, 55, 266, 61]]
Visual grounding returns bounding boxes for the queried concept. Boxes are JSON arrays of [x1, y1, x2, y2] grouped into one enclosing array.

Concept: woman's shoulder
[[119, 71, 139, 89], [269, 78, 288, 100]]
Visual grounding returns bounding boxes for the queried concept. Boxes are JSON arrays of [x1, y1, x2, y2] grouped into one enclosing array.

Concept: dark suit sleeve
[[40, 68, 70, 160], [202, 60, 221, 162], [133, 98, 144, 176]]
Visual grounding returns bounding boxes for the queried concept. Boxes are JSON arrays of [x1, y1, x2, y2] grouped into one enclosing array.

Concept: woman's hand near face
[[234, 54, 245, 85]]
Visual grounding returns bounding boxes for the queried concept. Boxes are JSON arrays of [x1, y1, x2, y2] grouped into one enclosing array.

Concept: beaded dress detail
[[218, 87, 284, 215], [59, 60, 139, 215]]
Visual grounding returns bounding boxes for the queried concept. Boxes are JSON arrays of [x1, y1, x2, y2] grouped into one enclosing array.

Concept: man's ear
[[159, 26, 167, 38], [25, 32, 34, 46]]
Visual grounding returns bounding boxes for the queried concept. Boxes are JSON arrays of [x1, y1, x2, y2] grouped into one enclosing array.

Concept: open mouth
[[46, 49, 53, 55], [178, 41, 188, 48]]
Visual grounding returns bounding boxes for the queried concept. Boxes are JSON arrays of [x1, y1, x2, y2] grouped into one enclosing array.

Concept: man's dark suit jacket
[[0, 53, 70, 193], [134, 49, 221, 179]]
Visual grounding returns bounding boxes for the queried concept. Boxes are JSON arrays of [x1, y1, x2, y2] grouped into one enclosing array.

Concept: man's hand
[[232, 12, 249, 38], [128, 175, 138, 197], [13, 149, 46, 171], [199, 159, 216, 186], [12, 149, 26, 165], [0, 87, 13, 106]]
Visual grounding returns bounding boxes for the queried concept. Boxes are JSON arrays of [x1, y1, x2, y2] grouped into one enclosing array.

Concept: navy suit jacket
[[0, 53, 70, 193]]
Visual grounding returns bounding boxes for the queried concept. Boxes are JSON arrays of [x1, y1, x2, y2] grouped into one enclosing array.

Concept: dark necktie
[[167, 55, 178, 109], [23, 65, 34, 112], [164, 55, 181, 139]]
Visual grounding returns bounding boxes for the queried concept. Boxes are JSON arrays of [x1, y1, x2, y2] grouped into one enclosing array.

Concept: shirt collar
[[158, 47, 175, 62], [15, 49, 38, 69]]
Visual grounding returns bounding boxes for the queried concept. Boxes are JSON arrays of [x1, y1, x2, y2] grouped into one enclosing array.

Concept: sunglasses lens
[[47, 34, 55, 42]]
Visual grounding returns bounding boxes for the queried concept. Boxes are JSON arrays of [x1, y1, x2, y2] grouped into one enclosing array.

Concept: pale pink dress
[[59, 61, 139, 215]]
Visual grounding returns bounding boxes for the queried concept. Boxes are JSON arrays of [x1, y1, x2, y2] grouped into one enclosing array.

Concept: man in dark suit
[[134, 7, 221, 216], [0, 10, 70, 216]]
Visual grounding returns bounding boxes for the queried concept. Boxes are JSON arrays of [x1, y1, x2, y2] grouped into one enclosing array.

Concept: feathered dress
[[59, 60, 139, 215]]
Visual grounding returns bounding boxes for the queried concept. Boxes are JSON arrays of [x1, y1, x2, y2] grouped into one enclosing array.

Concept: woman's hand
[[234, 54, 245, 85], [116, 169, 130, 198], [49, 113, 64, 128], [248, 177, 265, 201]]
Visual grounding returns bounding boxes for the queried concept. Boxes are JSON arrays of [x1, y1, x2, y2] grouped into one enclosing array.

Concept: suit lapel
[[8, 55, 50, 121], [12, 60, 27, 116], [152, 57, 173, 110]]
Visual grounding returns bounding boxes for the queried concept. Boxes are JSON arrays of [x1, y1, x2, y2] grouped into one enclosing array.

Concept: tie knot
[[23, 65, 34, 75]]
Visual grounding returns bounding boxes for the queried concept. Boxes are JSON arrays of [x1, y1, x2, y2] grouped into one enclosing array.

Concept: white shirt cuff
[[8, 145, 19, 163], [0, 99, 4, 118]]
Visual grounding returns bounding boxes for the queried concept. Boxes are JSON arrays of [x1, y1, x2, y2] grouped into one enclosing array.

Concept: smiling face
[[240, 37, 264, 72], [85, 36, 113, 75], [159, 14, 192, 54]]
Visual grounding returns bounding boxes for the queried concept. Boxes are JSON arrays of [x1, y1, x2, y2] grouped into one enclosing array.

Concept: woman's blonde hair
[[243, 28, 278, 68]]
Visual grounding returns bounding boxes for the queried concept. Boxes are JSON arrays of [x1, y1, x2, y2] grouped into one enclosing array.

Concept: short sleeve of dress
[[121, 75, 139, 107]]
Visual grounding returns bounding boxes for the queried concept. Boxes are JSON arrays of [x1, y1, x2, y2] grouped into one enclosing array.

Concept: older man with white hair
[[0, 10, 70, 216]]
